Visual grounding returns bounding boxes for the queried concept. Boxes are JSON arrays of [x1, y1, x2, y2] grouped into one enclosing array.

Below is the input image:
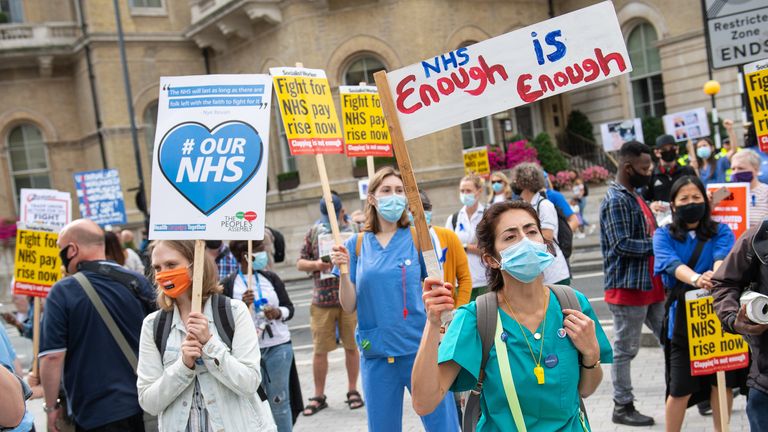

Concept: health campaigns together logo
[[158, 121, 263, 215]]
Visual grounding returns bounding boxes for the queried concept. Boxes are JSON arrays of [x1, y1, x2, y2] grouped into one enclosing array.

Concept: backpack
[[462, 285, 587, 432], [267, 226, 286, 263], [451, 212, 460, 231], [536, 192, 573, 259]]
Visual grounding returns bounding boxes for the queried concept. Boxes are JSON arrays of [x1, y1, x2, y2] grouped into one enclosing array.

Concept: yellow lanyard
[[502, 293, 547, 385], [495, 312, 527, 431]]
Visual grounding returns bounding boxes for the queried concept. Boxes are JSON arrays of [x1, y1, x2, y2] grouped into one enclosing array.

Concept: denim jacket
[[137, 298, 275, 432]]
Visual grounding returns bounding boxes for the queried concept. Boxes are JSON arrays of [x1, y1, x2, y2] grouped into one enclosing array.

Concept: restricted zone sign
[[702, 0, 768, 69]]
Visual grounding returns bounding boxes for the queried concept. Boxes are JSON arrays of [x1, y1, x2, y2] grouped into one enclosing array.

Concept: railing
[[557, 131, 618, 173], [0, 22, 80, 51]]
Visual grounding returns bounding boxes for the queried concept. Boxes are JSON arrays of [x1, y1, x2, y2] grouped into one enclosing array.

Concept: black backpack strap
[[211, 294, 235, 350], [686, 238, 706, 270], [451, 212, 459, 231], [463, 292, 498, 432], [220, 272, 237, 299], [153, 310, 173, 359]]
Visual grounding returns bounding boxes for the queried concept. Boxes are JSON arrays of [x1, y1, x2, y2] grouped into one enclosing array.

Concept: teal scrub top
[[438, 289, 613, 431]]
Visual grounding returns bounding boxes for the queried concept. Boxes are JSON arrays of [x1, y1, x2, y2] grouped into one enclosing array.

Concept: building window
[[343, 56, 386, 86], [0, 0, 24, 23], [130, 0, 162, 7], [628, 22, 665, 118], [143, 101, 158, 158], [7, 123, 51, 201], [461, 117, 492, 149]]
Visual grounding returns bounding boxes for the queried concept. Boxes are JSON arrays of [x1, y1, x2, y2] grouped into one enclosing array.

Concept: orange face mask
[[155, 267, 191, 298]]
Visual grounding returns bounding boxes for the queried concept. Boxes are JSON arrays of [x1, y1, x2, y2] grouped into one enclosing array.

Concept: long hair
[[476, 200, 543, 292], [487, 171, 512, 204], [667, 175, 719, 242], [104, 231, 126, 266], [695, 138, 717, 180], [149, 240, 222, 311], [363, 166, 410, 233]]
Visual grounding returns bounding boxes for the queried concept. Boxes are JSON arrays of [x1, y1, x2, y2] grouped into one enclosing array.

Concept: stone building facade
[[0, 0, 750, 277]]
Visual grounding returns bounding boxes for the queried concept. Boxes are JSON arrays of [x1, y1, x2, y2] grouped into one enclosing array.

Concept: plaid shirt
[[600, 182, 655, 291], [214, 245, 239, 282], [300, 222, 355, 307]]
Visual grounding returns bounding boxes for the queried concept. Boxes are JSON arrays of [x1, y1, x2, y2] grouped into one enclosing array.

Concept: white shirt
[[491, 194, 507, 204], [123, 248, 145, 274], [446, 204, 488, 288], [750, 182, 768, 228], [137, 299, 276, 432], [531, 193, 571, 284], [233, 272, 291, 348]]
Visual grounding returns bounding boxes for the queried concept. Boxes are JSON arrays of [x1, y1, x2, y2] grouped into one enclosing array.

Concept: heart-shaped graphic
[[158, 121, 263, 216]]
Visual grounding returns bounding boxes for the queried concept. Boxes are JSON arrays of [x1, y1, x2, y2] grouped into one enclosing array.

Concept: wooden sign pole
[[716, 371, 730, 432], [191, 239, 205, 313], [366, 156, 376, 179], [247, 240, 254, 312], [374, 70, 450, 324], [31, 297, 41, 375]]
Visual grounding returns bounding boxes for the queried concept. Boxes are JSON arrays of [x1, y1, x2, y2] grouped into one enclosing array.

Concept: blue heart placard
[[158, 121, 263, 215]]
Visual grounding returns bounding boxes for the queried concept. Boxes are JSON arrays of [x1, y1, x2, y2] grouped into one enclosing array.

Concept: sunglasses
[[491, 180, 504, 185]]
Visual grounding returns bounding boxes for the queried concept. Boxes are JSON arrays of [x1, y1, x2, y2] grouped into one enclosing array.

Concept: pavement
[[1, 183, 752, 430]]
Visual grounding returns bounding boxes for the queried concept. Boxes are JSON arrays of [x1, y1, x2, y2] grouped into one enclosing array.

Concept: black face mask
[[59, 245, 73, 273], [660, 149, 677, 163], [676, 202, 707, 224], [205, 240, 222, 250], [628, 166, 651, 188]]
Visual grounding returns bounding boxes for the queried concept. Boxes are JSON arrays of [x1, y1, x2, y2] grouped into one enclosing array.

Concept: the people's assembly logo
[[220, 210, 257, 232]]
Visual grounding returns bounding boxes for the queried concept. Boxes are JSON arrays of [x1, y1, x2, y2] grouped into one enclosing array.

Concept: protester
[[204, 240, 238, 280], [600, 141, 665, 426], [137, 239, 275, 431], [652, 175, 743, 431], [40, 219, 155, 431], [512, 163, 571, 285], [105, 231, 127, 266], [411, 200, 612, 430], [487, 171, 512, 204], [2, 296, 33, 339], [0, 326, 33, 431], [729, 149, 768, 228], [446, 174, 488, 301], [711, 222, 768, 431], [331, 166, 459, 432], [415, 189, 472, 308], [694, 138, 728, 186], [645, 134, 697, 213], [0, 365, 29, 431], [570, 170, 594, 236], [224, 239, 296, 432], [296, 195, 362, 416], [540, 170, 581, 232]]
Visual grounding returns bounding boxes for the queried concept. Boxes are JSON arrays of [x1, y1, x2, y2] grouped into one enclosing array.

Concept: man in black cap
[[643, 134, 696, 211]]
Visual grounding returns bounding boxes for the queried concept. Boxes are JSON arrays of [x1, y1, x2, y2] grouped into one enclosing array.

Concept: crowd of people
[[2, 122, 768, 432]]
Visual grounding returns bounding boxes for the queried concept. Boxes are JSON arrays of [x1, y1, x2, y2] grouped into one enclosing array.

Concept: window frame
[[6, 123, 52, 210], [129, 0, 166, 16], [341, 55, 387, 86], [627, 22, 666, 118]]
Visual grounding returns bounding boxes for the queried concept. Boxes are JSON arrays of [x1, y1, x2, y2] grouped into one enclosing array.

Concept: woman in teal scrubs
[[412, 200, 612, 431], [331, 166, 459, 432]]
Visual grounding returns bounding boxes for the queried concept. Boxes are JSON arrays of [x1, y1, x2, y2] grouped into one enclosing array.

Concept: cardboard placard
[[685, 289, 749, 376], [745, 58, 768, 153], [600, 118, 643, 152], [19, 188, 72, 232], [463, 147, 491, 176], [339, 85, 393, 157], [13, 229, 61, 298], [148, 74, 272, 240], [271, 67, 344, 155], [357, 179, 370, 200], [73, 169, 126, 227], [381, 1, 630, 140], [318, 232, 354, 279], [707, 183, 750, 240], [663, 108, 711, 142]]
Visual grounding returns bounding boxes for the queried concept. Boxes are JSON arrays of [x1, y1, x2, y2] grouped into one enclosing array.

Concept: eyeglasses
[[491, 180, 504, 185]]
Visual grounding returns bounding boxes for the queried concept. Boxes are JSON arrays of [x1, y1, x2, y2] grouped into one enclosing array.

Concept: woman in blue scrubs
[[411, 200, 612, 431], [330, 166, 459, 432]]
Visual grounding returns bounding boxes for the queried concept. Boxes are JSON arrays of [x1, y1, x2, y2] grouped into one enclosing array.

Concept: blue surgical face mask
[[696, 146, 712, 160], [492, 182, 504, 193], [460, 193, 476, 207], [251, 251, 268, 271], [408, 211, 433, 225], [375, 194, 407, 222], [496, 237, 554, 283]]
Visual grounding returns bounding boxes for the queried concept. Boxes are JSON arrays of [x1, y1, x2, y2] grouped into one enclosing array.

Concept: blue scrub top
[[334, 228, 427, 358], [699, 157, 730, 186], [438, 289, 612, 431], [652, 223, 734, 288]]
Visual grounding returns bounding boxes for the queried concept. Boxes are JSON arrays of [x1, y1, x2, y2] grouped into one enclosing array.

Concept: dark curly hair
[[476, 200, 543, 292]]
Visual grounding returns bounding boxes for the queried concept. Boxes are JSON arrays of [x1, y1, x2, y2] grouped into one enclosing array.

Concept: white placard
[[357, 179, 370, 200], [382, 1, 631, 141], [600, 118, 644, 152], [663, 108, 711, 142], [318, 232, 354, 279], [19, 188, 72, 232], [149, 75, 272, 240]]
